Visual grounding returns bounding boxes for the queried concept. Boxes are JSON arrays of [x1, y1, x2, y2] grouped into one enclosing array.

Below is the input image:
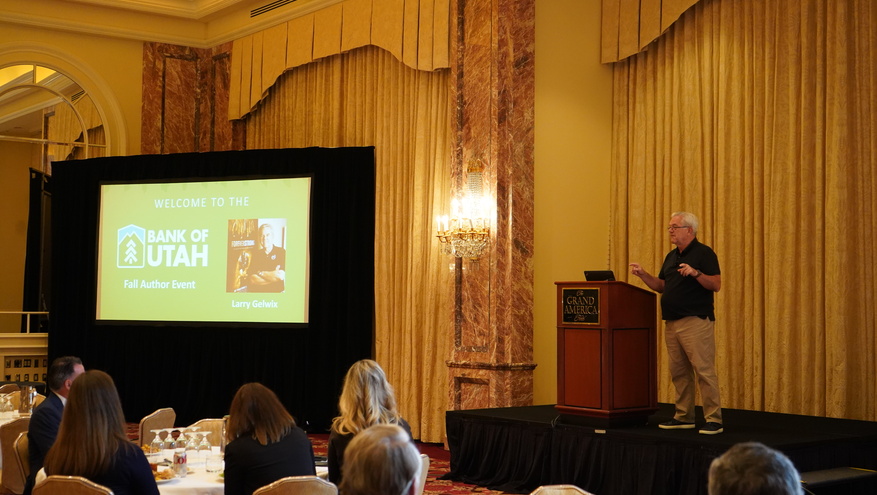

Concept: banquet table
[[155, 462, 328, 495], [156, 467, 224, 495]]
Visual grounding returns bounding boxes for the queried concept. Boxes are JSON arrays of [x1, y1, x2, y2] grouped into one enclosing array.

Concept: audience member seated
[[708, 442, 804, 495], [24, 356, 85, 495], [339, 424, 421, 495], [328, 359, 414, 485], [43, 370, 158, 495], [224, 382, 316, 495]]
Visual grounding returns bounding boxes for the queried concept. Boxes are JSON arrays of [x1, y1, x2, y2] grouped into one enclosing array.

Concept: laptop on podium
[[584, 270, 615, 281]]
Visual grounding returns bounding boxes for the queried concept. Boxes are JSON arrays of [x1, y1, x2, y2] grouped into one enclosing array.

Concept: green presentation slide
[[96, 177, 311, 323]]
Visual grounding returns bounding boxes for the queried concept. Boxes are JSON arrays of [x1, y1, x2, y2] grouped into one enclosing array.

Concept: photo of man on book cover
[[227, 218, 287, 293]]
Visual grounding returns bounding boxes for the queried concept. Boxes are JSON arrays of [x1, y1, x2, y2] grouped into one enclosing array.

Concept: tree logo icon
[[117, 224, 146, 268]]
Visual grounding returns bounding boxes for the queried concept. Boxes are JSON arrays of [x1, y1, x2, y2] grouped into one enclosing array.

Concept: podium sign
[[555, 280, 658, 427], [561, 287, 601, 324]]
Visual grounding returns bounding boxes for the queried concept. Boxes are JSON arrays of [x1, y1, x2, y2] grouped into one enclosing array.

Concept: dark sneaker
[[699, 422, 724, 435], [659, 419, 695, 430]]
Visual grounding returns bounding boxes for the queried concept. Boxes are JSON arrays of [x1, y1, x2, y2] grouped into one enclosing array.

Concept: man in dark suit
[[23, 356, 85, 495]]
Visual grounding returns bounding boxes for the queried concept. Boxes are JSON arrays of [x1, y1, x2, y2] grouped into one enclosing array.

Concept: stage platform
[[444, 403, 877, 494]]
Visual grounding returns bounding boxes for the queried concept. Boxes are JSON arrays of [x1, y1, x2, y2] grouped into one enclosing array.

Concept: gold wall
[[533, 0, 613, 404], [0, 22, 144, 322], [0, 22, 145, 155]]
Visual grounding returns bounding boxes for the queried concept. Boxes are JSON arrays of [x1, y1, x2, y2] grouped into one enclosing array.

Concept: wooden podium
[[555, 280, 658, 427]]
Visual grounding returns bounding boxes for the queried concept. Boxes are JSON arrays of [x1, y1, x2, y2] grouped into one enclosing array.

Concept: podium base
[[555, 405, 658, 429]]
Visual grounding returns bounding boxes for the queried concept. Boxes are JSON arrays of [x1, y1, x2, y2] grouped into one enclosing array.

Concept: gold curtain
[[601, 0, 701, 63], [610, 0, 877, 420], [245, 45, 452, 442], [230, 0, 450, 120]]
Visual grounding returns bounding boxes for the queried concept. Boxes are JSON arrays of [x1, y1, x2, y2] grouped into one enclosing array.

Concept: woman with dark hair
[[328, 359, 413, 485], [224, 382, 315, 495], [43, 370, 158, 495]]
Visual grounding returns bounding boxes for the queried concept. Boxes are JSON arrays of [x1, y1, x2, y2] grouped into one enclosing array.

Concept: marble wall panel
[[447, 0, 536, 410], [142, 42, 240, 154], [449, 363, 536, 409], [163, 55, 198, 154]]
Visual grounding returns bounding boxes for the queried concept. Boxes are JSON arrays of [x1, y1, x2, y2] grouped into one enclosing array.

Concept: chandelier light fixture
[[436, 163, 491, 260]]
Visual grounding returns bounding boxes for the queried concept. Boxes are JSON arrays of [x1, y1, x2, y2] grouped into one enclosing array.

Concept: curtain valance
[[601, 0, 701, 63], [229, 0, 449, 119]]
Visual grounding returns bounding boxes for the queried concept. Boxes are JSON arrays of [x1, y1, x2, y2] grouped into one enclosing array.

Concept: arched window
[[0, 63, 106, 173]]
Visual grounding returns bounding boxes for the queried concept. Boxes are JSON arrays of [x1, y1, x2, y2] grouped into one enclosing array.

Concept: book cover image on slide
[[227, 218, 287, 293]]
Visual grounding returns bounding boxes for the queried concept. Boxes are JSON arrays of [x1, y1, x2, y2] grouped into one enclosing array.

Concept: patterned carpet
[[309, 434, 507, 495], [129, 425, 507, 494]]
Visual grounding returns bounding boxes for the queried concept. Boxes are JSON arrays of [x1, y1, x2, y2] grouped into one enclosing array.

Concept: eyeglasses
[[667, 225, 690, 231]]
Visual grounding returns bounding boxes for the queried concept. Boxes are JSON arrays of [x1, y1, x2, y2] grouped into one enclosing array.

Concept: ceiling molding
[[2, 0, 342, 48], [2, 11, 211, 48], [48, 0, 256, 20]]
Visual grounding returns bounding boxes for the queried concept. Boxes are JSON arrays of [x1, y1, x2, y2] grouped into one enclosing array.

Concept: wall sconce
[[436, 163, 491, 260]]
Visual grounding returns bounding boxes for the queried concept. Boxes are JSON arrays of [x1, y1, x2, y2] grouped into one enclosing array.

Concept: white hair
[[671, 211, 700, 235]]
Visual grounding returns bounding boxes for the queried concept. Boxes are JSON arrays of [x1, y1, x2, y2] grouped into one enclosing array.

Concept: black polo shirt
[[658, 238, 720, 321]]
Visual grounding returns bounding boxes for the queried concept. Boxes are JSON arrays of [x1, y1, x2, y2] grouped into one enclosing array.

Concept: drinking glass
[[150, 429, 165, 453], [0, 395, 10, 418], [161, 428, 178, 457], [185, 430, 200, 452], [198, 432, 212, 453], [206, 453, 223, 473], [173, 428, 187, 449]]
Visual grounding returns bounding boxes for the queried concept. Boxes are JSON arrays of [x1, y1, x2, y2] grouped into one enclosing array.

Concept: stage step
[[800, 467, 877, 487]]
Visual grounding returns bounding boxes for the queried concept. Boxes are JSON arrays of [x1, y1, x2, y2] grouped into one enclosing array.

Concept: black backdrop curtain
[[23, 169, 51, 332], [49, 147, 375, 431]]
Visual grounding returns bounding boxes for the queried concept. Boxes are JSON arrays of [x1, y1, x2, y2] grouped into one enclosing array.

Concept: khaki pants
[[665, 316, 723, 424]]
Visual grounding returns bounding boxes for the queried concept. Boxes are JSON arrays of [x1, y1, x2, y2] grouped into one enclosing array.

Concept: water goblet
[[163, 428, 175, 449], [161, 428, 178, 458], [0, 395, 10, 418], [181, 430, 202, 468], [198, 431, 212, 454], [184, 430, 200, 452], [150, 429, 165, 453]]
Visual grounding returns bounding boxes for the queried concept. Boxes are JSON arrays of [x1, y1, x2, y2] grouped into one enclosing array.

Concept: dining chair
[[252, 475, 338, 495], [415, 454, 430, 495], [187, 418, 226, 450], [529, 485, 595, 495], [12, 433, 29, 493], [137, 407, 175, 447], [33, 394, 46, 408], [0, 416, 30, 494], [32, 475, 113, 495], [0, 385, 19, 395]]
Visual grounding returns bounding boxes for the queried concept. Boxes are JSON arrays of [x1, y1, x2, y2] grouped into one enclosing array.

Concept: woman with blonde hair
[[224, 382, 315, 495], [43, 370, 158, 495], [328, 359, 413, 485]]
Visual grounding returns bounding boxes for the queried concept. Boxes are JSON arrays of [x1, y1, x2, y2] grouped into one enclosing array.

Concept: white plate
[[155, 478, 177, 485]]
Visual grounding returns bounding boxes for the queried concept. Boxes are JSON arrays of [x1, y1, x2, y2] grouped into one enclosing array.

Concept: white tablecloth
[[155, 462, 328, 495], [33, 454, 328, 495], [156, 468, 224, 495]]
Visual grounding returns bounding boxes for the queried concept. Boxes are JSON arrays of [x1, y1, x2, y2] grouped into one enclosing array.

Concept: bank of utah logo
[[118, 224, 146, 268]]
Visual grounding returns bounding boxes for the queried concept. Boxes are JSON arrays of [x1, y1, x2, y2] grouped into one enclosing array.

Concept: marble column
[[141, 42, 245, 154], [446, 0, 536, 410]]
